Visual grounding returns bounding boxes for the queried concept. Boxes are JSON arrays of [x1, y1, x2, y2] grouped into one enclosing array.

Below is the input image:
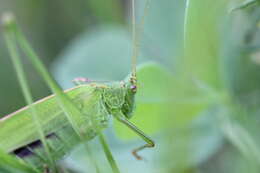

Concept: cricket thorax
[[102, 81, 136, 119]]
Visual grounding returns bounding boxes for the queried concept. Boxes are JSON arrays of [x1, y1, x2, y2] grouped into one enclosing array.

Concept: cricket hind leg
[[115, 114, 155, 160]]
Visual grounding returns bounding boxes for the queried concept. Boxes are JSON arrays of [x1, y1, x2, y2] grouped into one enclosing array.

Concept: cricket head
[[121, 74, 137, 119]]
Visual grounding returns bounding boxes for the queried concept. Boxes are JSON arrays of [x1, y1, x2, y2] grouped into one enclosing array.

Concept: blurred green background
[[1, 0, 260, 172]]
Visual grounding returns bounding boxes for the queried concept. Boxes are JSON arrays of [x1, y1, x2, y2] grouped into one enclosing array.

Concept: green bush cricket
[[0, 0, 154, 170]]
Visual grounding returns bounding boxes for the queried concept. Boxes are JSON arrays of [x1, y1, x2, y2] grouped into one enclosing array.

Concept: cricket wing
[[0, 85, 95, 153], [10, 85, 110, 164]]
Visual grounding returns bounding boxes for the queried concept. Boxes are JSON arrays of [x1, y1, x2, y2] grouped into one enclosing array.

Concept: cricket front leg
[[115, 115, 155, 160]]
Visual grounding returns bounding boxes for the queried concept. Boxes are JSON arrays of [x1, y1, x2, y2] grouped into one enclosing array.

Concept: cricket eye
[[130, 85, 137, 92]]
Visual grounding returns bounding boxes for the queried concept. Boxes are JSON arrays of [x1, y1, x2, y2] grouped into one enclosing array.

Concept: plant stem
[[83, 143, 101, 173], [98, 133, 120, 173]]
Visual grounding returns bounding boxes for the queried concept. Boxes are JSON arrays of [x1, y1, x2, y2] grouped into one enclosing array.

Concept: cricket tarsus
[[115, 113, 155, 160], [132, 143, 154, 160]]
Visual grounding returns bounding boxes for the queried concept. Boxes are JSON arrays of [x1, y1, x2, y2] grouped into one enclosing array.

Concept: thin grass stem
[[98, 133, 120, 173], [2, 13, 57, 172]]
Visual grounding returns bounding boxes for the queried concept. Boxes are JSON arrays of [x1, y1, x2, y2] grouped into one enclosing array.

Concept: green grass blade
[[8, 15, 84, 140], [230, 0, 258, 12], [222, 119, 260, 164], [14, 24, 102, 173], [3, 13, 102, 172], [0, 149, 39, 173], [98, 133, 120, 173], [2, 13, 56, 171]]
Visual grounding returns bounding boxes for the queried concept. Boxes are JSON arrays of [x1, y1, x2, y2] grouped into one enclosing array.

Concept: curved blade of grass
[[221, 112, 260, 164], [2, 14, 101, 172], [2, 13, 56, 171], [230, 0, 258, 12], [13, 22, 83, 139], [0, 149, 39, 173]]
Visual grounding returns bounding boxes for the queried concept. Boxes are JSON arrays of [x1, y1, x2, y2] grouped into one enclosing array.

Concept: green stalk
[[2, 13, 56, 172], [98, 133, 120, 173], [84, 143, 101, 173]]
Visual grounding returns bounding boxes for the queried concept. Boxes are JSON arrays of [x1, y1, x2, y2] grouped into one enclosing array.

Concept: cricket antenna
[[130, 0, 150, 87], [131, 0, 137, 86]]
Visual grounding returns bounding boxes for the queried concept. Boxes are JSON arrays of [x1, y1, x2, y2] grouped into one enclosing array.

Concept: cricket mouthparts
[[130, 85, 137, 93]]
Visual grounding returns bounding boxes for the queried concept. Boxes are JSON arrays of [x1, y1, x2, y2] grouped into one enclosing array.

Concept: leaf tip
[[1, 12, 16, 30]]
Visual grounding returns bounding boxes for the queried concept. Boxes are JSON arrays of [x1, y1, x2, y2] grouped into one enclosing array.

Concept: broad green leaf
[[164, 110, 223, 171], [169, 78, 217, 127], [136, 0, 185, 68], [183, 0, 228, 90], [114, 62, 172, 139], [222, 8, 260, 108], [114, 62, 215, 139]]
